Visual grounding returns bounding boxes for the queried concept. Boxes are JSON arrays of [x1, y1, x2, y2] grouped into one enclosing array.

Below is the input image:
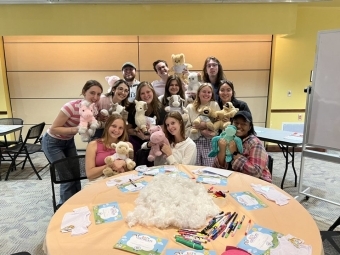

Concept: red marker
[[244, 220, 251, 236]]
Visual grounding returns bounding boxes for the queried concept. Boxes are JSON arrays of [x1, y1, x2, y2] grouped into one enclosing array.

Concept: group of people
[[42, 57, 272, 208]]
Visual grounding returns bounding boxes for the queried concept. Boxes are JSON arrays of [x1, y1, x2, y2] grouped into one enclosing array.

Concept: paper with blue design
[[137, 165, 189, 178], [196, 175, 228, 186], [93, 202, 122, 224], [230, 191, 267, 210], [238, 224, 312, 255], [114, 230, 168, 255], [117, 180, 148, 193], [166, 249, 217, 255]]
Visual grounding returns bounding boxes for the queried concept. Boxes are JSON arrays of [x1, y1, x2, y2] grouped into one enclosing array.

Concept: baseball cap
[[122, 62, 136, 71], [233, 111, 253, 123]]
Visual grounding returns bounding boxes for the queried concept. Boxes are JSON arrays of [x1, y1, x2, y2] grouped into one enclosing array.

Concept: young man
[[151, 60, 169, 97], [122, 62, 140, 102]]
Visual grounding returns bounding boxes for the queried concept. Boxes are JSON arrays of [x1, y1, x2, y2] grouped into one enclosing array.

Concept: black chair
[[320, 216, 340, 254], [3, 122, 46, 181], [50, 155, 87, 212], [11, 252, 31, 255], [267, 154, 274, 174], [135, 148, 154, 168]]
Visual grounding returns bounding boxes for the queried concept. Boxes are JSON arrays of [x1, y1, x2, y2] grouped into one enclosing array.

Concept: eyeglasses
[[116, 87, 129, 94], [207, 63, 218, 68]]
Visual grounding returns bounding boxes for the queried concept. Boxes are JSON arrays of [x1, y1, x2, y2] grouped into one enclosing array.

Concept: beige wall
[[4, 35, 271, 149]]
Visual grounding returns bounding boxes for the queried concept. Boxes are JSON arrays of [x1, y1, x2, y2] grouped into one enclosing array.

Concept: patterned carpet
[[0, 151, 339, 255]]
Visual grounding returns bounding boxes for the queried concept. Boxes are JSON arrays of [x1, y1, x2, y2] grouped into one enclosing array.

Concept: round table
[[45, 164, 324, 255]]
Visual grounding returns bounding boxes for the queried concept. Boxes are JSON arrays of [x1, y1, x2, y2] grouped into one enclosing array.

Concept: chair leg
[[5, 154, 19, 181], [21, 156, 28, 169], [26, 152, 42, 180], [329, 216, 340, 231], [51, 181, 57, 212]]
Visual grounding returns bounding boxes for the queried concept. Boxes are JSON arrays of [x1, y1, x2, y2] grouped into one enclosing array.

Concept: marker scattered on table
[[129, 179, 137, 187], [245, 219, 251, 235]]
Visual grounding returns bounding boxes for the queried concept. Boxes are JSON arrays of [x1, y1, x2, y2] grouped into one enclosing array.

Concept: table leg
[[278, 144, 289, 189], [289, 147, 298, 187]]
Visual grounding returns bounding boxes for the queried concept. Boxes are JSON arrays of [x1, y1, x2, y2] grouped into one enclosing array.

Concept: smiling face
[[108, 118, 125, 142], [83, 85, 102, 103], [122, 66, 136, 82], [198, 85, 213, 105], [219, 82, 233, 104], [165, 117, 181, 137], [233, 116, 252, 138], [168, 80, 180, 95], [139, 85, 154, 104], [155, 62, 169, 77], [112, 83, 129, 103]]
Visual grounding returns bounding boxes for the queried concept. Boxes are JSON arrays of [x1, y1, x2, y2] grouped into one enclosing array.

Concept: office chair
[[49, 155, 87, 212], [3, 122, 46, 181], [320, 216, 340, 254]]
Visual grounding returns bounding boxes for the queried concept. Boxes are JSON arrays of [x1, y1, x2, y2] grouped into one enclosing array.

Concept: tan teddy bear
[[213, 102, 239, 131], [190, 106, 217, 135], [102, 141, 136, 178], [170, 53, 193, 84]]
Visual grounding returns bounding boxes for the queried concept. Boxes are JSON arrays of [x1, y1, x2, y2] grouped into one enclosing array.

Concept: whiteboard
[[307, 29, 340, 150]]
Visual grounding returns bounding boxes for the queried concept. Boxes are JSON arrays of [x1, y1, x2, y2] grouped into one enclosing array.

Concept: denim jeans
[[42, 133, 81, 206]]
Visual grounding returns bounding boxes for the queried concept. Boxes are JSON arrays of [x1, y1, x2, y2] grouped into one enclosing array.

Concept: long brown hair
[[136, 81, 163, 121], [105, 79, 130, 108], [161, 75, 185, 106], [192, 83, 215, 111], [101, 114, 128, 149], [202, 56, 226, 85], [163, 112, 185, 145], [81, 80, 103, 95]]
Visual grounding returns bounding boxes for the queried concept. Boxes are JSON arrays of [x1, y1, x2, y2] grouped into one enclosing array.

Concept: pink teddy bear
[[147, 126, 170, 162], [78, 100, 99, 142]]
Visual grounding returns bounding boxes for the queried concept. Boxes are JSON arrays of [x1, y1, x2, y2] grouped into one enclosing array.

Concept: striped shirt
[[47, 99, 82, 140], [213, 134, 272, 183]]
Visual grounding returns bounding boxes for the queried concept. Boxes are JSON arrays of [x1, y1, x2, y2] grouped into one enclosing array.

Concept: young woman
[[142, 111, 197, 166], [158, 75, 186, 107], [127, 81, 167, 159], [213, 111, 272, 182], [202, 56, 226, 101], [93, 79, 130, 139], [85, 114, 132, 182], [185, 83, 220, 166], [218, 79, 251, 113], [42, 80, 103, 207]]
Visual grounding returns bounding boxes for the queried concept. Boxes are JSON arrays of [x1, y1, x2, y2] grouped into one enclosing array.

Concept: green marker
[[175, 236, 205, 250], [238, 215, 245, 229]]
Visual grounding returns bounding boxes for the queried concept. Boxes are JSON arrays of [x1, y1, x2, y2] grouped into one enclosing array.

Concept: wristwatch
[[233, 151, 239, 156]]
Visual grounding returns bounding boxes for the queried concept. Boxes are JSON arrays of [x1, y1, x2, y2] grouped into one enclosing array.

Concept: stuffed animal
[[164, 95, 189, 122], [208, 125, 243, 163], [105, 75, 120, 93], [100, 103, 128, 124], [213, 102, 239, 131], [185, 72, 201, 103], [134, 100, 149, 135], [78, 100, 99, 142], [147, 126, 170, 162], [190, 106, 217, 135], [103, 141, 136, 177], [170, 53, 193, 84]]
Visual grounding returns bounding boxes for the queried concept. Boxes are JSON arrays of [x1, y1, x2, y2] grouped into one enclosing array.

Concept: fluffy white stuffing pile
[[126, 174, 220, 229]]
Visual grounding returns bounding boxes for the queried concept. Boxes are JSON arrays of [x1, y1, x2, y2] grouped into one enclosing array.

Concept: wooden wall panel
[[4, 36, 138, 43], [139, 35, 272, 43], [5, 43, 138, 71], [240, 97, 268, 123], [7, 72, 125, 98], [139, 42, 271, 71]]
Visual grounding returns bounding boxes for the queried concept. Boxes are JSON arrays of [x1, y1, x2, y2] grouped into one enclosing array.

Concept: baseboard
[[266, 145, 326, 153]]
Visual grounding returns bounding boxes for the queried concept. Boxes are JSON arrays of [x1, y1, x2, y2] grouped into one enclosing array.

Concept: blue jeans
[[42, 133, 81, 206]]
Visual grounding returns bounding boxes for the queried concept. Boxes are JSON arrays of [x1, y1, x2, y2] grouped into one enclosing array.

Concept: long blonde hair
[[136, 81, 163, 120], [101, 114, 128, 149], [192, 83, 215, 111]]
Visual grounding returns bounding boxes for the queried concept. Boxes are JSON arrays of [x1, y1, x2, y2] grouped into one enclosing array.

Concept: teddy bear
[[170, 53, 193, 84], [105, 75, 120, 93], [213, 102, 239, 131], [185, 72, 201, 103], [190, 106, 217, 135], [147, 126, 170, 162], [78, 100, 99, 142], [164, 95, 189, 122], [208, 125, 243, 163], [102, 141, 136, 178], [134, 100, 150, 135]]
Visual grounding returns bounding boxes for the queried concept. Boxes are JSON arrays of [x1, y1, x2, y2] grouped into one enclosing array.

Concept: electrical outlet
[[287, 90, 292, 97], [298, 114, 302, 120]]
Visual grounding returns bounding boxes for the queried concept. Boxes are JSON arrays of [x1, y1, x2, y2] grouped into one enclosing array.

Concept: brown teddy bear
[[213, 102, 239, 131], [102, 141, 136, 178], [170, 53, 193, 84], [190, 106, 217, 135]]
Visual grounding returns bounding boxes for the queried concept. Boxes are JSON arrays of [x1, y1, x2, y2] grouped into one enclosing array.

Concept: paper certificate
[[196, 175, 228, 186], [117, 180, 148, 193], [230, 191, 267, 210], [93, 201, 122, 224]]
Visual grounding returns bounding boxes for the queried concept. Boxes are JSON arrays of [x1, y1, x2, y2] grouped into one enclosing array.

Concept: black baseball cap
[[122, 62, 136, 70], [234, 111, 253, 122]]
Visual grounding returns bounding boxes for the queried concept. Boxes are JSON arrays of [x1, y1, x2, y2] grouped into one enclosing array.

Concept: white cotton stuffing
[[126, 174, 220, 229]]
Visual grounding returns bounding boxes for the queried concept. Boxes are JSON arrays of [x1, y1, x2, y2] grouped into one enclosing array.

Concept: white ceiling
[[0, 0, 333, 4]]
